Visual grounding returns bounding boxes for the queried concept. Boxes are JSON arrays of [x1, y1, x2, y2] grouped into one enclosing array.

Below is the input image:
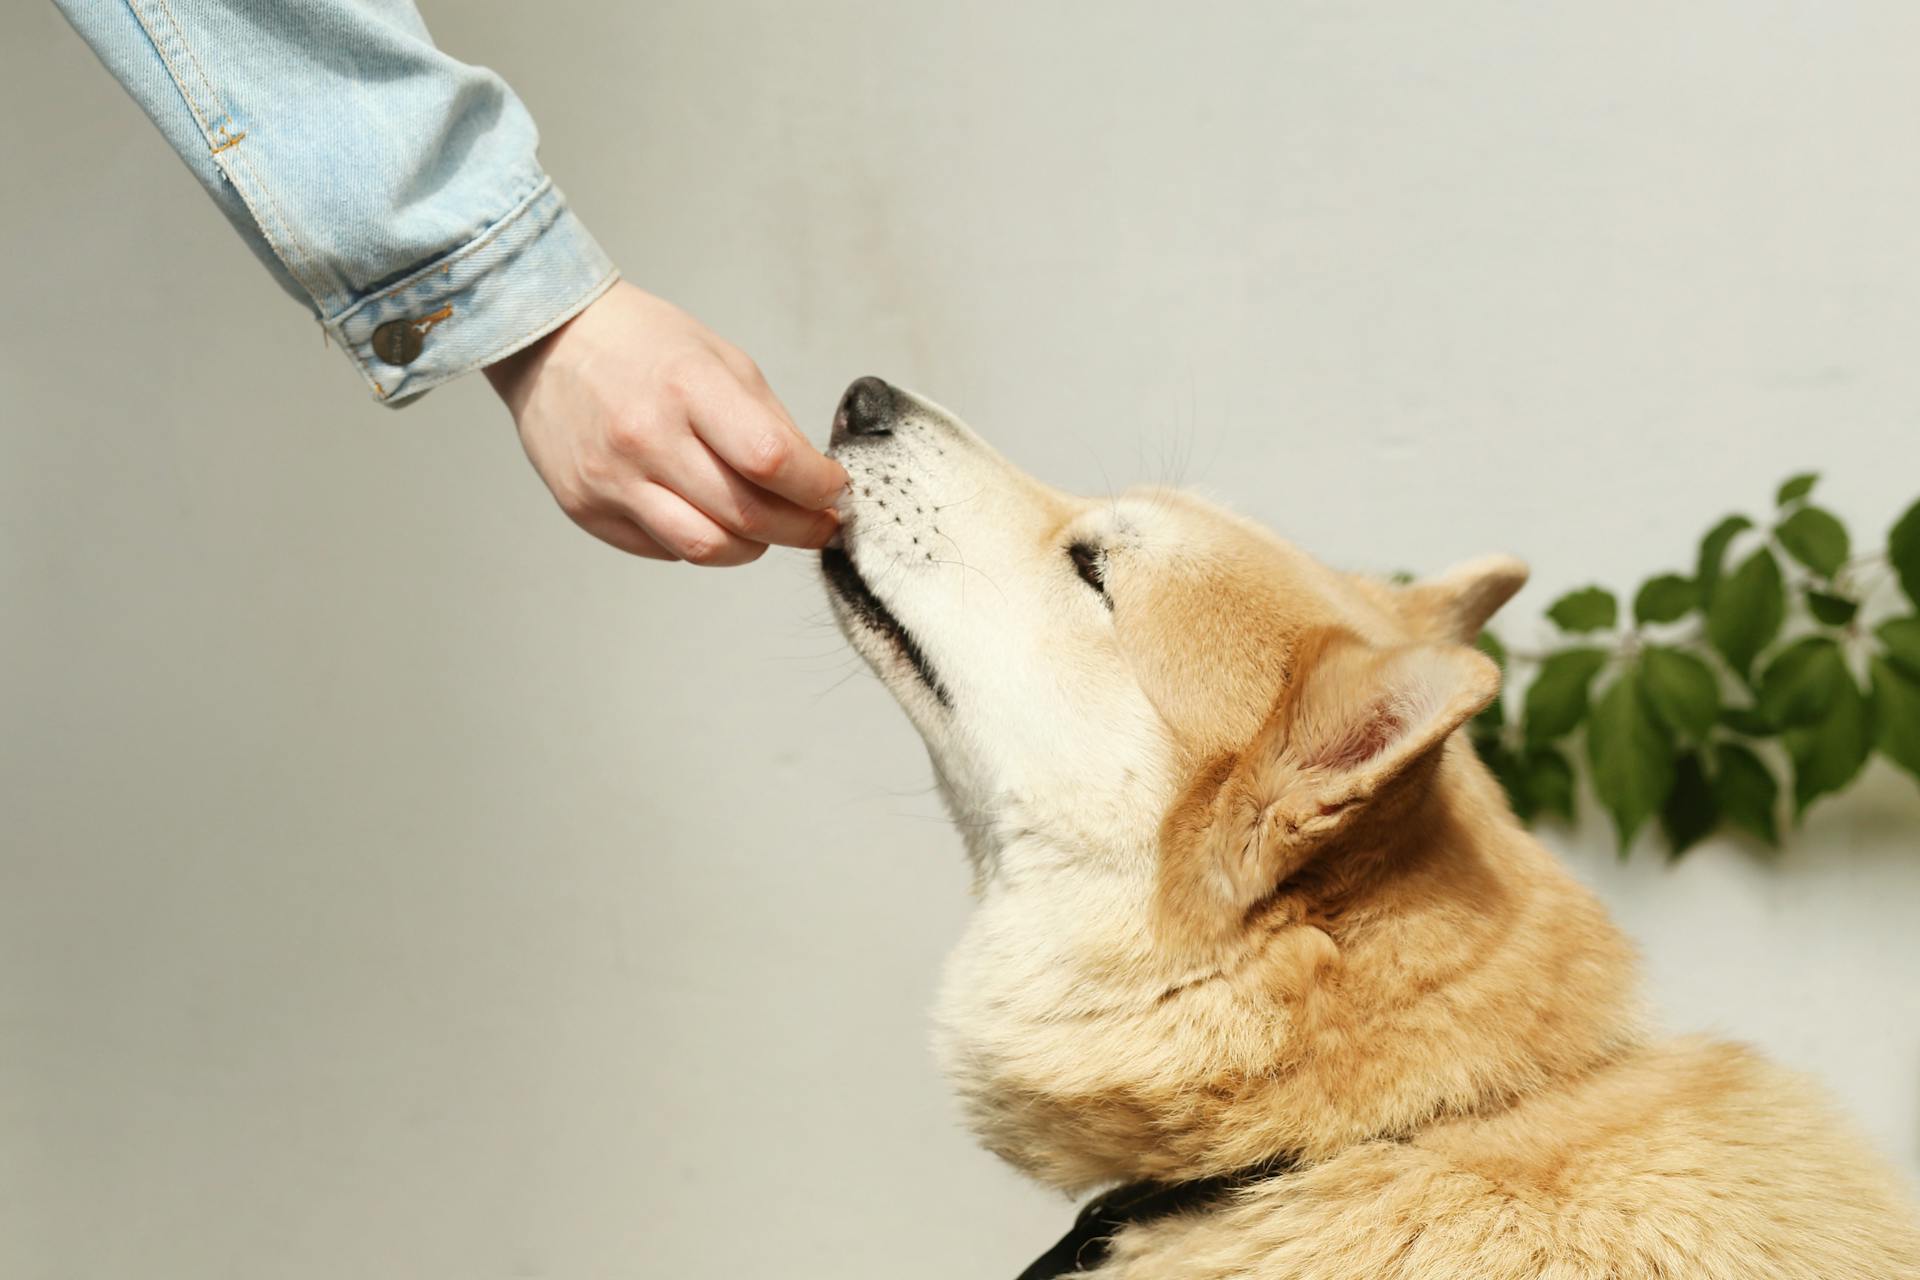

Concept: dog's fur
[[821, 383, 1920, 1278]]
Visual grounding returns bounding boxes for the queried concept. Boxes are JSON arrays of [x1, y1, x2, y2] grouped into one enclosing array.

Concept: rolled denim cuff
[[325, 177, 618, 406]]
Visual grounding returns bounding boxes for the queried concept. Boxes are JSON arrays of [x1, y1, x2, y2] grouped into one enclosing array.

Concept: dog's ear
[[1396, 554, 1528, 644], [1162, 629, 1499, 925]]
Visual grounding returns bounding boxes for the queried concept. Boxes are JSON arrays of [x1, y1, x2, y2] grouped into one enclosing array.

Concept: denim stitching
[[154, 0, 328, 298], [125, 0, 333, 305], [370, 172, 550, 302], [153, 0, 225, 131], [122, 1, 218, 139], [225, 138, 339, 301], [410, 304, 454, 337], [326, 175, 555, 328], [425, 267, 618, 390]]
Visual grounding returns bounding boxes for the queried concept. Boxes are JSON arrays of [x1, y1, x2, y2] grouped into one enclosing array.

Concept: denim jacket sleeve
[[53, 0, 619, 405]]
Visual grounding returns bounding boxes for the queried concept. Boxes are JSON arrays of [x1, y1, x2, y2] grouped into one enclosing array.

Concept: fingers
[[654, 435, 838, 550], [577, 512, 678, 561], [687, 370, 848, 511], [626, 483, 769, 567]]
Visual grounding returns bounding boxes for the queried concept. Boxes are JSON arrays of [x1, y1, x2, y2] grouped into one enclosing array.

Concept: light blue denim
[[54, 0, 619, 405]]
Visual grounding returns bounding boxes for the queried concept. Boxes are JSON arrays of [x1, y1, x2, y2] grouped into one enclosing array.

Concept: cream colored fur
[[822, 386, 1920, 1278]]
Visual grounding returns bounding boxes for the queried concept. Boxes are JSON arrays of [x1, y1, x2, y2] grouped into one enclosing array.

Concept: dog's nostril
[[835, 376, 896, 439]]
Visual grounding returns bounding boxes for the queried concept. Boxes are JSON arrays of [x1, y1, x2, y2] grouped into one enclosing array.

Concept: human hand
[[484, 281, 847, 564]]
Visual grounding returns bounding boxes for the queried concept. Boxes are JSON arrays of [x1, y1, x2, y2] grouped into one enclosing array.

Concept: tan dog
[[819, 378, 1920, 1279]]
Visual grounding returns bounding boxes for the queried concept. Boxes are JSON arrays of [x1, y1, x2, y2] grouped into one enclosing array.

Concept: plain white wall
[[5, 2, 1919, 1276]]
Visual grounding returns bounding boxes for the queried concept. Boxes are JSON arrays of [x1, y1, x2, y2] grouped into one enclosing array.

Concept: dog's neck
[[936, 747, 1646, 1194]]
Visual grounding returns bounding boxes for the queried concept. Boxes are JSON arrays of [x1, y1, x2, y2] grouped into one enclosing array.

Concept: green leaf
[[1889, 499, 1920, 608], [1661, 751, 1719, 859], [1713, 742, 1780, 845], [1775, 472, 1819, 507], [1696, 515, 1754, 607], [1756, 636, 1849, 730], [1633, 574, 1697, 625], [1522, 648, 1611, 743], [1805, 590, 1858, 627], [1781, 668, 1872, 817], [1546, 587, 1619, 634], [1869, 658, 1920, 784], [1719, 704, 1776, 737], [1705, 547, 1785, 680], [1774, 506, 1850, 578], [1878, 616, 1920, 681], [1519, 747, 1576, 822], [1587, 665, 1677, 854], [1640, 646, 1721, 741]]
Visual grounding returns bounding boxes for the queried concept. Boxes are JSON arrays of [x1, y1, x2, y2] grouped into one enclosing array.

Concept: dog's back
[[1098, 1039, 1920, 1278]]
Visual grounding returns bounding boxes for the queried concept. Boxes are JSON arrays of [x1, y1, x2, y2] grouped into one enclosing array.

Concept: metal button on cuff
[[370, 319, 425, 366]]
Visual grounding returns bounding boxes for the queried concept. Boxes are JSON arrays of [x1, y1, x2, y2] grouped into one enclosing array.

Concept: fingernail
[[827, 483, 850, 509]]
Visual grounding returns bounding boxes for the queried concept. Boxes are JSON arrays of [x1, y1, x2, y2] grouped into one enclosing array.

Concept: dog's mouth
[[820, 547, 951, 707]]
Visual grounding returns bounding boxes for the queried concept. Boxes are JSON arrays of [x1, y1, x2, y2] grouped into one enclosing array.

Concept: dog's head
[[822, 378, 1633, 1189]]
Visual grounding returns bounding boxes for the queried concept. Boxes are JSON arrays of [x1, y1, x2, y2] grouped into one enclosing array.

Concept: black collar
[[1014, 1156, 1296, 1279]]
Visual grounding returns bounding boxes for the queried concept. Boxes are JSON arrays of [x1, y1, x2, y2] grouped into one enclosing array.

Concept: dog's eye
[[1067, 542, 1107, 595]]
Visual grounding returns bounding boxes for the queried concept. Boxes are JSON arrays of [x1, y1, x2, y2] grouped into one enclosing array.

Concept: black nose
[[833, 376, 896, 442]]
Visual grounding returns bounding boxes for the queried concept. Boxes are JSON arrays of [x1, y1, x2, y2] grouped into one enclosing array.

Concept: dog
[[819, 377, 1920, 1279]]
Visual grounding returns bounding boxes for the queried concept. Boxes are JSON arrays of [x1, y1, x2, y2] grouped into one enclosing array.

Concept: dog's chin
[[820, 546, 952, 709]]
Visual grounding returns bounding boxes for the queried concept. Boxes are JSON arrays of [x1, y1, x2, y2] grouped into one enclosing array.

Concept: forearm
[[53, 0, 616, 404]]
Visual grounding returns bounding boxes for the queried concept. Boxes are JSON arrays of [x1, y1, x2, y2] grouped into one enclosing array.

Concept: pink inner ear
[[1312, 702, 1403, 771]]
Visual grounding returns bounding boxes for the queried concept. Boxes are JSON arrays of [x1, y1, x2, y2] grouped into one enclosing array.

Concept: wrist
[[484, 302, 577, 415]]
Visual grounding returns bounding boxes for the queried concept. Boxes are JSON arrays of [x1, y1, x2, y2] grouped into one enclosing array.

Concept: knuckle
[[606, 414, 653, 458], [742, 431, 790, 482], [677, 530, 727, 566], [659, 350, 714, 400], [578, 449, 622, 489], [730, 490, 767, 538]]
